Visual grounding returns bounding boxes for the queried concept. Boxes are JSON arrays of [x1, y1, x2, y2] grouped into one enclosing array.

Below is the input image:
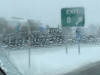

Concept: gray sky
[[0, 0, 100, 27]]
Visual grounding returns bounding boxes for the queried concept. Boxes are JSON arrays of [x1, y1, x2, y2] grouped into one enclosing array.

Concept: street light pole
[[27, 19, 31, 68]]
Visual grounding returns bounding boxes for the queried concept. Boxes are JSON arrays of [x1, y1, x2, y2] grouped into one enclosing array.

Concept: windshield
[[0, 0, 100, 75]]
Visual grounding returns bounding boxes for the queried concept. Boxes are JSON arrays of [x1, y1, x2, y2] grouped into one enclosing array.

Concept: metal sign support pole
[[66, 45, 68, 53], [66, 39, 68, 54], [29, 43, 30, 68], [78, 41, 80, 54], [76, 27, 81, 54]]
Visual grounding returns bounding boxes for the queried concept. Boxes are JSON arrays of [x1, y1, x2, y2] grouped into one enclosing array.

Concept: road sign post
[[61, 7, 85, 54], [76, 28, 81, 54]]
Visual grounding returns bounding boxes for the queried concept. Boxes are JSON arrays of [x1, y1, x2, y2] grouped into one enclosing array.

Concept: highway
[[64, 61, 100, 75]]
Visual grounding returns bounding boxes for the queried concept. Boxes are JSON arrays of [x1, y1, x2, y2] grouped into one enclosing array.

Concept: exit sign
[[61, 7, 85, 27]]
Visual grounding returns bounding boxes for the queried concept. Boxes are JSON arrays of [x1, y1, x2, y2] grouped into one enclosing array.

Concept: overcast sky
[[0, 0, 100, 27]]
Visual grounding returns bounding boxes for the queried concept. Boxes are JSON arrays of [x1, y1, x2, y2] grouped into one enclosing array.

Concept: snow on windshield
[[0, 0, 100, 75]]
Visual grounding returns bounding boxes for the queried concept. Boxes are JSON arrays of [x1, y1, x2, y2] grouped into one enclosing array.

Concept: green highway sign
[[61, 7, 85, 27]]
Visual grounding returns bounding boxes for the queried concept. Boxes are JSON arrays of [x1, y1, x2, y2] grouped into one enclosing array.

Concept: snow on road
[[7, 45, 100, 75]]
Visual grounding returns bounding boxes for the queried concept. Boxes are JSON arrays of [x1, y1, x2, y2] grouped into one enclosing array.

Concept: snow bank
[[8, 46, 100, 75]]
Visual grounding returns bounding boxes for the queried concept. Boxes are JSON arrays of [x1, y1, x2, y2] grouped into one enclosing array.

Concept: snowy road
[[64, 61, 100, 75], [6, 45, 100, 75]]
